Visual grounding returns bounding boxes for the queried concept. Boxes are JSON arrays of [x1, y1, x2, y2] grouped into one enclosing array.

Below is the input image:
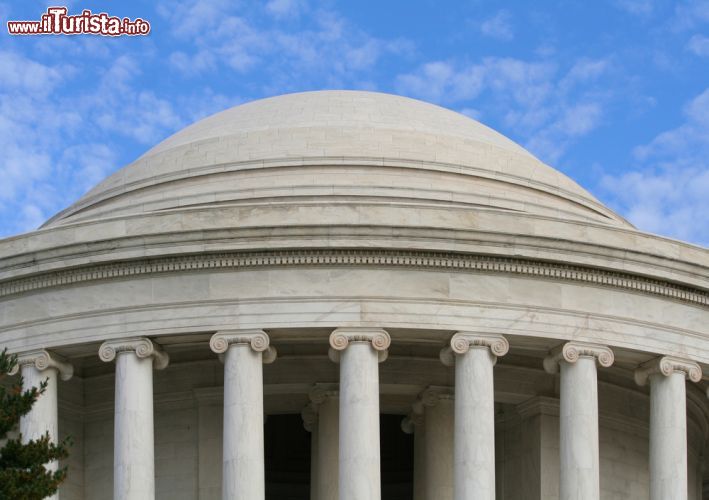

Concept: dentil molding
[[0, 249, 706, 306]]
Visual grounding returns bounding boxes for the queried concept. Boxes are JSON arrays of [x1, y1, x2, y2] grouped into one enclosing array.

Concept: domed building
[[1, 90, 707, 500]]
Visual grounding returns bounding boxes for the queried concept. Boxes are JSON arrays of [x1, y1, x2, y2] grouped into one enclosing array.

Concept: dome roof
[[44, 90, 630, 229]]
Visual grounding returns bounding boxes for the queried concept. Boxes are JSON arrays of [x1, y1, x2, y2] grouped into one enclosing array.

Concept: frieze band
[[0, 249, 705, 306]]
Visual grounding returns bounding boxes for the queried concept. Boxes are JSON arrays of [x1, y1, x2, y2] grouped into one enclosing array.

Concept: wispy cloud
[[670, 0, 709, 31], [157, 0, 412, 86], [687, 34, 709, 56], [479, 10, 514, 41], [599, 89, 709, 246], [265, 0, 306, 19], [396, 56, 612, 163], [612, 0, 655, 17]]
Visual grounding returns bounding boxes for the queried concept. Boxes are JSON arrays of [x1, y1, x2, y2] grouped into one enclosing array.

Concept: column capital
[[8, 349, 73, 381], [439, 332, 509, 367], [209, 329, 277, 364], [543, 341, 614, 374], [401, 385, 453, 434], [99, 337, 169, 370], [301, 403, 318, 432], [302, 383, 340, 431], [634, 355, 702, 386], [309, 383, 339, 405], [328, 327, 390, 363]]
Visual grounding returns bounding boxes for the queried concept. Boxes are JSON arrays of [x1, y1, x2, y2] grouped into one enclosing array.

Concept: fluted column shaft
[[303, 385, 339, 500], [424, 395, 454, 500], [544, 341, 614, 500], [412, 422, 426, 500], [329, 328, 390, 500], [316, 395, 339, 500], [12, 350, 73, 500], [403, 386, 454, 500], [99, 338, 168, 500], [441, 332, 509, 500], [636, 356, 702, 500], [210, 330, 276, 500]]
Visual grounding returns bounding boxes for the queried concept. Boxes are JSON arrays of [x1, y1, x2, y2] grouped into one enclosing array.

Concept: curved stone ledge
[[0, 248, 706, 306]]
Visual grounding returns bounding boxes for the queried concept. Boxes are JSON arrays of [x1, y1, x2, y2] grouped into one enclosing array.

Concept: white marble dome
[[45, 90, 629, 230]]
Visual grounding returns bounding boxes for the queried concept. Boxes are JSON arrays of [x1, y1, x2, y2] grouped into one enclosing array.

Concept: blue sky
[[1, 0, 708, 246]]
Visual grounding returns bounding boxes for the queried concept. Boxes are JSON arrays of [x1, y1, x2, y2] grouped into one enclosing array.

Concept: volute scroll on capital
[[309, 383, 339, 406], [8, 349, 74, 381], [98, 337, 169, 370], [209, 330, 277, 364], [301, 383, 339, 432], [328, 328, 391, 363], [301, 404, 318, 432], [543, 341, 614, 375], [439, 332, 509, 367], [634, 356, 702, 386], [401, 385, 454, 434]]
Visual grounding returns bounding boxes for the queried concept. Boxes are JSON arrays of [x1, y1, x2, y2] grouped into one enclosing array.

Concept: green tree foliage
[[0, 349, 70, 500]]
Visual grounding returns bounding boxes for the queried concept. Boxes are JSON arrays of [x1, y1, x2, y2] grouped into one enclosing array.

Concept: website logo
[[7, 7, 151, 36]]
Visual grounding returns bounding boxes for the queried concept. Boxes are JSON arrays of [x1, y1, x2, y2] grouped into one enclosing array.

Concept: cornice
[[0, 249, 705, 307]]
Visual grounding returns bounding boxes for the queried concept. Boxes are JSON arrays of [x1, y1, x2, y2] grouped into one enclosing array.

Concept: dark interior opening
[[265, 414, 311, 500], [380, 414, 415, 499], [264, 413, 414, 499]]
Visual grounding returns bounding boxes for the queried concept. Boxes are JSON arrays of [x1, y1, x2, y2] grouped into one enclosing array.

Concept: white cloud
[[158, 1, 411, 85], [266, 0, 306, 18], [86, 56, 184, 145], [687, 34, 709, 56], [479, 10, 514, 41], [0, 50, 185, 236], [599, 89, 709, 246], [0, 51, 65, 93], [671, 0, 709, 31], [613, 0, 654, 17], [459, 107, 482, 120], [396, 57, 609, 163]]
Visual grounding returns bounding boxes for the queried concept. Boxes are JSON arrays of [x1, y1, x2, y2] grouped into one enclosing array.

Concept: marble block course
[[0, 91, 707, 500]]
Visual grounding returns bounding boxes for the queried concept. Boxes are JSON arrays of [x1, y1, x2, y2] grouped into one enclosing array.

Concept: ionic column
[[302, 385, 339, 500], [401, 411, 425, 500], [301, 403, 319, 500], [99, 338, 169, 500], [440, 332, 509, 500], [209, 330, 277, 500], [10, 349, 73, 500], [635, 356, 702, 500], [329, 327, 390, 500], [543, 341, 614, 500], [402, 386, 454, 500]]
